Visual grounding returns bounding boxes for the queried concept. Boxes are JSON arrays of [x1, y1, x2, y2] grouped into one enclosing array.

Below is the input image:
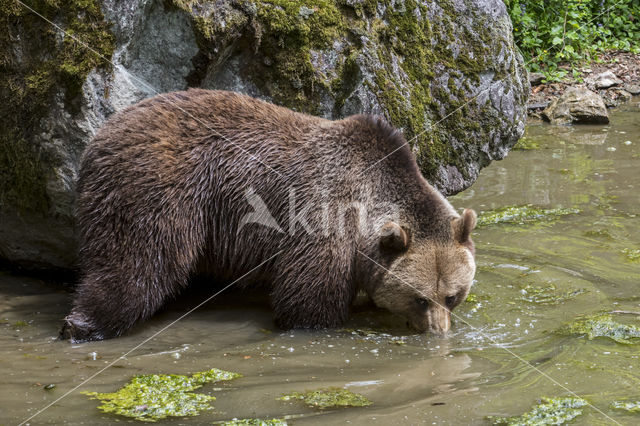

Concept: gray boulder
[[592, 70, 623, 89], [0, 0, 528, 270], [542, 87, 609, 125]]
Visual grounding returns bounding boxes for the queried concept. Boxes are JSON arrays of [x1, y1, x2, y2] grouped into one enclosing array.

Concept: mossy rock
[[171, 0, 529, 194], [0, 0, 528, 270], [0, 0, 114, 214]]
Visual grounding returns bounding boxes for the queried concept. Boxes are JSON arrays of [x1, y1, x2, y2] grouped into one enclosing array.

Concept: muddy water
[[2, 103, 640, 425]]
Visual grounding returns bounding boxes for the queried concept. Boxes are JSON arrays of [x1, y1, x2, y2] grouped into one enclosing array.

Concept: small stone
[[593, 70, 623, 89], [616, 89, 632, 103], [624, 84, 640, 95], [529, 72, 545, 86], [527, 101, 549, 110]]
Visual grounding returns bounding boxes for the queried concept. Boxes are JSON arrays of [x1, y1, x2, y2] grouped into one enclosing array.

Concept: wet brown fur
[[61, 89, 476, 342]]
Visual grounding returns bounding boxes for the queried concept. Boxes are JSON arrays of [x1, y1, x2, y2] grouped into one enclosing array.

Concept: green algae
[[558, 314, 640, 344], [278, 387, 371, 409], [517, 284, 586, 306], [219, 419, 287, 425], [476, 205, 580, 227], [84, 368, 242, 422], [513, 137, 541, 151], [583, 229, 614, 240], [621, 248, 640, 262], [488, 397, 588, 425], [611, 400, 640, 413]]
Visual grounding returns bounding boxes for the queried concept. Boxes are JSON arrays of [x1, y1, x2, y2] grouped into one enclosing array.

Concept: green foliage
[[278, 387, 372, 409], [558, 313, 640, 344], [489, 397, 587, 425], [505, 0, 640, 81], [84, 368, 242, 422], [476, 205, 580, 227]]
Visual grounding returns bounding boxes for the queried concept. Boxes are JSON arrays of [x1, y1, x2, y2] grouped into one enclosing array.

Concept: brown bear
[[60, 89, 477, 342]]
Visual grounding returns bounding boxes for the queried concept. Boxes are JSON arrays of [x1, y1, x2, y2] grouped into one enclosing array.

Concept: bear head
[[365, 209, 477, 335]]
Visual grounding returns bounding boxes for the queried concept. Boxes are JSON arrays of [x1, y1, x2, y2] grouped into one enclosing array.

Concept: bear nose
[[427, 305, 451, 336]]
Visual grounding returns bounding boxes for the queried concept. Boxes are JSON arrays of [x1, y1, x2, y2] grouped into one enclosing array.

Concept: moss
[[331, 48, 360, 113], [251, 0, 343, 112], [611, 400, 640, 413], [170, 0, 503, 183], [488, 397, 587, 425], [477, 205, 580, 227], [170, 0, 344, 113], [219, 419, 287, 425], [278, 387, 371, 409], [84, 368, 242, 422], [369, 0, 499, 180], [0, 0, 114, 213], [558, 313, 640, 344]]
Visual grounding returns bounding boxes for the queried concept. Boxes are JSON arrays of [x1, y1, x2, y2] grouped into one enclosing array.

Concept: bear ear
[[452, 209, 477, 243], [380, 222, 410, 253]]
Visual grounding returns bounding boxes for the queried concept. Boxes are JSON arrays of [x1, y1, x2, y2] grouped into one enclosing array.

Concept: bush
[[506, 0, 640, 81]]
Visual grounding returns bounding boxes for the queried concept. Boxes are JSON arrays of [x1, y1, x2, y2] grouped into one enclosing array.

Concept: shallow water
[[2, 102, 640, 425]]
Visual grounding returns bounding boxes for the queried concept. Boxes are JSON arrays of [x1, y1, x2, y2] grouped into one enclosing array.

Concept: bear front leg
[[271, 253, 355, 329]]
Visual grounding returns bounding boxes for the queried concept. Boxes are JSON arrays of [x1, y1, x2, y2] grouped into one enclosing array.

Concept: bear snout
[[426, 305, 451, 336]]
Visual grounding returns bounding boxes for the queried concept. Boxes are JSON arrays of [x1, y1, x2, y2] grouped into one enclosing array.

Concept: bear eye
[[445, 295, 457, 308], [416, 297, 429, 309]]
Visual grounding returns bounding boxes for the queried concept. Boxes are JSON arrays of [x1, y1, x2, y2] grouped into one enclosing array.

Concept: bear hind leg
[[61, 265, 189, 342]]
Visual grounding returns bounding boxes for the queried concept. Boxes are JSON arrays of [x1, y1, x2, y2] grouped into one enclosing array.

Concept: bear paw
[[59, 312, 104, 343]]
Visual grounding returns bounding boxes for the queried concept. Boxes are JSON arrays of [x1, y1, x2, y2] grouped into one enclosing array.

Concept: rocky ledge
[[527, 51, 640, 124], [1, 0, 528, 270]]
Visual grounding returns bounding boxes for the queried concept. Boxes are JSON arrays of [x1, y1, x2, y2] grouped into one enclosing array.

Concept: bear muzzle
[[426, 305, 451, 336]]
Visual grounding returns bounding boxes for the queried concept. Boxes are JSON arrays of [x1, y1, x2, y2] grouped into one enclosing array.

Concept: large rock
[[542, 87, 609, 125], [0, 0, 528, 270]]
